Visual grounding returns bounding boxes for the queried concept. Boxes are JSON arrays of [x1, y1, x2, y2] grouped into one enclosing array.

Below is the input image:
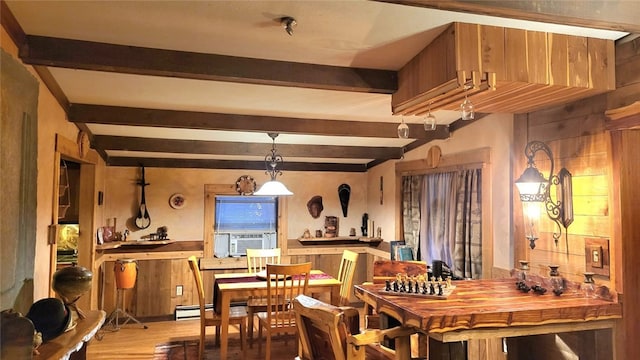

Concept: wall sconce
[[515, 141, 573, 249]]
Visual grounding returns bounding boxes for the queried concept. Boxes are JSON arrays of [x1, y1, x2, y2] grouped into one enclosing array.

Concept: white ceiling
[[5, 1, 629, 167]]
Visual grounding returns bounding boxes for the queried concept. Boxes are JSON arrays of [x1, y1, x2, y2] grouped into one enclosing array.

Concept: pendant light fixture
[[254, 133, 294, 196], [397, 117, 409, 139], [423, 103, 437, 131], [460, 86, 475, 120]]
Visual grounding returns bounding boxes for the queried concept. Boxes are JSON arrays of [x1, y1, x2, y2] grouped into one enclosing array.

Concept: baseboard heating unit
[[174, 304, 212, 321], [174, 302, 247, 321]]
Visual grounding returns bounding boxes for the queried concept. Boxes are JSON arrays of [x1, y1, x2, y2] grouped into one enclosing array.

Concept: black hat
[[26, 298, 71, 342]]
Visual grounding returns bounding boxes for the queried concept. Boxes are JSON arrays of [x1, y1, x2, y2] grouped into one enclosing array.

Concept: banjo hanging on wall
[[135, 165, 151, 229]]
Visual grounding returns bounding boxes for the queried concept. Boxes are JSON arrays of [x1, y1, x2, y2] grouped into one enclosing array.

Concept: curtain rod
[[400, 162, 484, 177]]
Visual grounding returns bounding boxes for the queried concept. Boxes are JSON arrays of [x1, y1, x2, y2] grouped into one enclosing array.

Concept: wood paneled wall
[[100, 252, 374, 318], [607, 37, 640, 112], [607, 35, 640, 360], [610, 130, 640, 360], [511, 97, 619, 360], [513, 94, 613, 288], [513, 36, 640, 360], [101, 259, 198, 319]]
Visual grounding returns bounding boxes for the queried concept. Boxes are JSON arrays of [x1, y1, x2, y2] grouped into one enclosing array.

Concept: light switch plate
[[585, 238, 610, 278], [589, 245, 603, 268]]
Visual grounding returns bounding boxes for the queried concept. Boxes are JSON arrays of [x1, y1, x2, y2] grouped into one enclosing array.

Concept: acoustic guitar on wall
[[135, 166, 151, 229]]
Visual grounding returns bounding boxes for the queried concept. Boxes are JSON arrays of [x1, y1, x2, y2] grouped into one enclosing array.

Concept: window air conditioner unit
[[214, 232, 276, 258]]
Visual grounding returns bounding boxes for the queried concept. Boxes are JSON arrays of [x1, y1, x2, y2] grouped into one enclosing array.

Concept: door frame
[[49, 133, 99, 312]]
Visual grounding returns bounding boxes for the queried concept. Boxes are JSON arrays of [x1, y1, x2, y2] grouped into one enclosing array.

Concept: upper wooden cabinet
[[392, 23, 615, 115]]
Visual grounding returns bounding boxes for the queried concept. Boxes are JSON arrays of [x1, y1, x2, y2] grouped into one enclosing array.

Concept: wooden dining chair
[[245, 248, 282, 346], [187, 256, 248, 360], [337, 249, 359, 306], [246, 248, 281, 273], [257, 262, 312, 360], [293, 294, 414, 360]]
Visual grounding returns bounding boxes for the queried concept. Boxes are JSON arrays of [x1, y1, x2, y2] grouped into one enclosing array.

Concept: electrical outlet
[[176, 285, 183, 296]]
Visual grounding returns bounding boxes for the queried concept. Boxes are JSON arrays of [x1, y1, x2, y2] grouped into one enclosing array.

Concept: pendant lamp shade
[[254, 180, 293, 196]]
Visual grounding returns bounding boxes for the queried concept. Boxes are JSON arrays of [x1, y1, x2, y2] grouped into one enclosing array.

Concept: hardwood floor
[[87, 318, 298, 359], [88, 303, 367, 359]]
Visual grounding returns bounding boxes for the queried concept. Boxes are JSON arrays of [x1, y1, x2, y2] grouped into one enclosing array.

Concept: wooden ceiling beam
[[69, 103, 450, 140], [380, 0, 639, 33], [94, 135, 403, 159], [106, 157, 368, 172], [20, 35, 397, 94], [33, 65, 70, 112], [1, 0, 26, 48]]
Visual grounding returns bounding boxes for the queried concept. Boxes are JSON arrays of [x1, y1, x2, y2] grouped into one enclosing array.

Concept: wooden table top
[[354, 278, 622, 334], [215, 270, 341, 290], [213, 270, 341, 313]]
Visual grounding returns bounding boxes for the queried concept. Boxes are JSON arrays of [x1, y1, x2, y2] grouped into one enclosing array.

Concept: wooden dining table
[[355, 278, 622, 359], [212, 270, 341, 360]]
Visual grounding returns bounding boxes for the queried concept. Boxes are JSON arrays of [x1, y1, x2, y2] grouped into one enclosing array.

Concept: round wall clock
[[169, 193, 186, 209], [236, 175, 256, 195]]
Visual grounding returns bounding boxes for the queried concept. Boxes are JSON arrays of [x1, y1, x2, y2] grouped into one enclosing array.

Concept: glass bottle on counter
[[515, 260, 530, 282], [549, 265, 564, 296], [582, 272, 596, 298]]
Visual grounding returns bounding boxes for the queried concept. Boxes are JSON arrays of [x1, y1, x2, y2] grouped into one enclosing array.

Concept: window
[[215, 196, 277, 232]]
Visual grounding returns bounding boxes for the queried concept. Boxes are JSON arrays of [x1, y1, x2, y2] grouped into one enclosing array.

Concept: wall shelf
[[297, 236, 382, 246]]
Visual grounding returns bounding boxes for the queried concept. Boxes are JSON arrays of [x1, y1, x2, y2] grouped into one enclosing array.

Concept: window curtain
[[419, 172, 457, 268], [453, 169, 482, 279], [401, 169, 482, 279], [401, 176, 422, 260]]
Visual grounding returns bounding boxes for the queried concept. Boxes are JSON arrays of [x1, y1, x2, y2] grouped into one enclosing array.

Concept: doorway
[[56, 159, 80, 270], [49, 134, 98, 312]]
